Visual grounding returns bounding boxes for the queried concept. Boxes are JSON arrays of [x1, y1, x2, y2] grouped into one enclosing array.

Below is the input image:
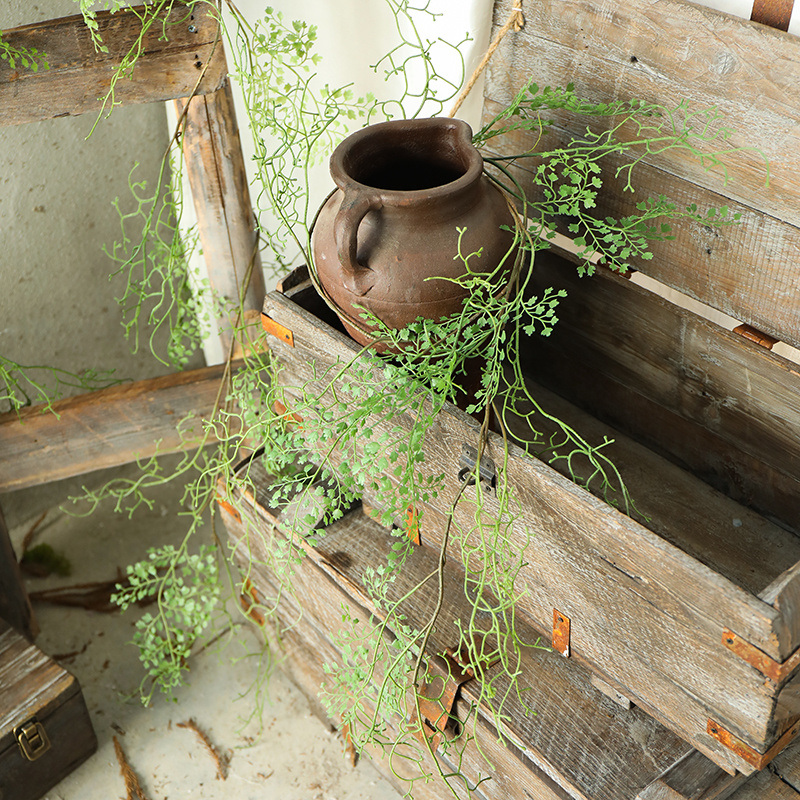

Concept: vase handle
[[333, 190, 382, 296]]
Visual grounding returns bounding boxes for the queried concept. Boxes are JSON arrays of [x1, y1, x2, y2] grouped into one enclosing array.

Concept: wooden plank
[[260, 288, 789, 772], [175, 79, 266, 353], [486, 0, 800, 223], [728, 769, 800, 800], [637, 750, 748, 799], [483, 0, 800, 347], [772, 737, 800, 792], [521, 252, 800, 536], [226, 475, 692, 800], [0, 5, 227, 127], [0, 504, 37, 640], [0, 362, 234, 492]]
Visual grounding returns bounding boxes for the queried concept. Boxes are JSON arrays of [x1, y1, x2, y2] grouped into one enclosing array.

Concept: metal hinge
[[458, 444, 496, 490], [14, 717, 51, 761]]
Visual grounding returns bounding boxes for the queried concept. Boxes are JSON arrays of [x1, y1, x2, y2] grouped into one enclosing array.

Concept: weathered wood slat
[[175, 79, 266, 353], [483, 0, 800, 347], [0, 362, 234, 492], [260, 286, 793, 773], [636, 750, 748, 800], [521, 253, 800, 534], [0, 5, 227, 127], [486, 0, 800, 222], [0, 504, 37, 640], [225, 470, 693, 800]]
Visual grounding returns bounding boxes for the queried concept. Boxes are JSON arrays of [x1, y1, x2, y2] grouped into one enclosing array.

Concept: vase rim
[[329, 117, 483, 204]]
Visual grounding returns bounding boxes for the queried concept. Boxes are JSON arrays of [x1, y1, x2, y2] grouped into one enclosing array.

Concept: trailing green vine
[[34, 3, 768, 797], [0, 33, 49, 72]]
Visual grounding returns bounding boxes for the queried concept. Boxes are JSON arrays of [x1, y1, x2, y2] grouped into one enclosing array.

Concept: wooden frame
[[0, 6, 264, 631]]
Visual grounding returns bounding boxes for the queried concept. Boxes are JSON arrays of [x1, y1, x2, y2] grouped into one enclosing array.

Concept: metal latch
[[457, 444, 496, 490], [14, 717, 51, 761]]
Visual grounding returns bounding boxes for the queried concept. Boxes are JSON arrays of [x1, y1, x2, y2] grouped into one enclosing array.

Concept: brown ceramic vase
[[311, 117, 516, 348]]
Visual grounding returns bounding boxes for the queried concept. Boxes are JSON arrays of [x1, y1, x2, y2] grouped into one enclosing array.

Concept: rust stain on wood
[[751, 0, 795, 31], [707, 716, 800, 769], [261, 313, 294, 347], [733, 324, 779, 350], [723, 628, 800, 684], [553, 609, 571, 658]]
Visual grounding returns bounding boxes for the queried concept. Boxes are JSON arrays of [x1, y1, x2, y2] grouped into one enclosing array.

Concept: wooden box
[[0, 620, 97, 800]]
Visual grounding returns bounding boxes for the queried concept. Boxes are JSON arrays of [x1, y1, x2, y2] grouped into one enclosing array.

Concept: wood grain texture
[[0, 504, 37, 640], [0, 5, 227, 127], [225, 473, 692, 800], [482, 0, 800, 347], [0, 621, 96, 800], [260, 287, 792, 772], [637, 750, 747, 799], [175, 79, 265, 353], [521, 252, 800, 536], [0, 362, 234, 492]]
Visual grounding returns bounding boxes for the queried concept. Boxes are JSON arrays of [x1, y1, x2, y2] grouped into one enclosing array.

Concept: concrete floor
[[6, 470, 400, 800]]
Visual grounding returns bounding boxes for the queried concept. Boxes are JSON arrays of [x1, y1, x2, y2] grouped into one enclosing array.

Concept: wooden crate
[[221, 452, 800, 799], [240, 0, 800, 780], [0, 619, 97, 800], [218, 0, 800, 793], [257, 262, 800, 779]]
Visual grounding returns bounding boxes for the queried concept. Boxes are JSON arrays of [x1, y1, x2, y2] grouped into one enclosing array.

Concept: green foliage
[[107, 158, 210, 370], [477, 80, 760, 276], [0, 356, 120, 416], [224, 5, 377, 275], [20, 544, 72, 577], [37, 3, 767, 797], [112, 542, 221, 703], [0, 33, 49, 72]]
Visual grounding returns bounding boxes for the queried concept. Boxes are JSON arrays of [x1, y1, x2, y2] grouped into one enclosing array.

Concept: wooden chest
[[0, 620, 97, 800], [221, 0, 800, 796]]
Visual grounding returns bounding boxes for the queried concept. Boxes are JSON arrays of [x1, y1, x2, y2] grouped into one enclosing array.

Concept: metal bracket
[[411, 651, 475, 751], [553, 609, 571, 657], [15, 718, 51, 761], [722, 628, 800, 684], [457, 444, 496, 490], [272, 400, 304, 428], [216, 495, 242, 523], [404, 504, 421, 546], [261, 312, 294, 347], [239, 578, 265, 627], [708, 717, 800, 769], [732, 323, 778, 350]]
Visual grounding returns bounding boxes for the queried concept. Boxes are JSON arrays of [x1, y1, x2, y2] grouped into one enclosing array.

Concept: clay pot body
[[312, 117, 515, 347]]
